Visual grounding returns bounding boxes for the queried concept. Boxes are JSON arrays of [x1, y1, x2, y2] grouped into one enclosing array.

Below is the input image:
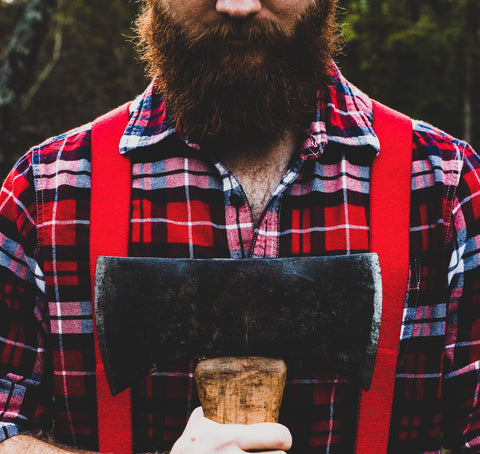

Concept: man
[[0, 0, 479, 453]]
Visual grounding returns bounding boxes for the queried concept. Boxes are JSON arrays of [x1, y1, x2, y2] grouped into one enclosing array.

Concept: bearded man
[[0, 1, 479, 453]]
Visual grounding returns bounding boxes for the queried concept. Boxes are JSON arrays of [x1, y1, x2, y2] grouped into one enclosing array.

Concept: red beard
[[135, 1, 340, 149]]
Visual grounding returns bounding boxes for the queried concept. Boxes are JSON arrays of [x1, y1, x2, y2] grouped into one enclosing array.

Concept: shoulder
[[412, 120, 474, 161], [1, 122, 93, 221], [28, 122, 93, 170], [409, 120, 480, 248], [410, 119, 478, 192]]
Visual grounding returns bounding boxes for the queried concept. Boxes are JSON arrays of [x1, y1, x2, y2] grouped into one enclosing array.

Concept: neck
[[210, 129, 301, 225]]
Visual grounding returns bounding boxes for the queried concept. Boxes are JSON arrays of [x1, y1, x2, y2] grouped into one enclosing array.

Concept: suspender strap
[[355, 101, 413, 453], [90, 102, 132, 453]]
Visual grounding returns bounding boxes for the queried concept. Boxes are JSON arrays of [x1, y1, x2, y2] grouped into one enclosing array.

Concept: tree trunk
[[0, 0, 57, 178]]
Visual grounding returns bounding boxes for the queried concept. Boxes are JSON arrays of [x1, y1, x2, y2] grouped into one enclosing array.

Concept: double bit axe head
[[94, 253, 382, 396]]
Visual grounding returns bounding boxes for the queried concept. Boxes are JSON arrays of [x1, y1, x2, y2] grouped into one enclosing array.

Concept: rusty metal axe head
[[94, 254, 381, 396]]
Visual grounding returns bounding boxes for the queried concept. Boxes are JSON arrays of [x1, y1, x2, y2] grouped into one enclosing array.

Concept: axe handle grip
[[194, 356, 287, 424]]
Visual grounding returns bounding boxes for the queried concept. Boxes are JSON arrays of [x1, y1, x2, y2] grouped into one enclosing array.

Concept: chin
[[217, 45, 268, 69]]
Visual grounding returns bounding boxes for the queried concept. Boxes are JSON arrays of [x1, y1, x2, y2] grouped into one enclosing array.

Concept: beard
[[135, 1, 340, 150]]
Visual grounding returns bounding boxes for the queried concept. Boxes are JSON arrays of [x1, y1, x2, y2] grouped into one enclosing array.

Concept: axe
[[94, 253, 381, 424]]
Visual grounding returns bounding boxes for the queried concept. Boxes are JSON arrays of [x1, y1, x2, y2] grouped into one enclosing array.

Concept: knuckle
[[217, 426, 237, 448], [191, 406, 204, 417]]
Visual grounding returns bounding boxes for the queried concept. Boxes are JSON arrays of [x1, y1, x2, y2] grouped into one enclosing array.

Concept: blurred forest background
[[0, 0, 479, 180]]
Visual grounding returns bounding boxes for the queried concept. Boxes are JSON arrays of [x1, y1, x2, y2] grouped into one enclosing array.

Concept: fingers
[[176, 406, 293, 454], [232, 423, 292, 452], [255, 451, 290, 454], [187, 406, 204, 422]]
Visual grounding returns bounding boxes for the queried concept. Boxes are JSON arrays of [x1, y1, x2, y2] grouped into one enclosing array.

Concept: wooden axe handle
[[194, 356, 287, 424]]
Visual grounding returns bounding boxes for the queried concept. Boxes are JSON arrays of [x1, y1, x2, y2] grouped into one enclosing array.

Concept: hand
[[171, 407, 292, 454]]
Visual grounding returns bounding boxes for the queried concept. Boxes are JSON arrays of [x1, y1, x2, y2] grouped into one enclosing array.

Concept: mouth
[[230, 39, 251, 48]]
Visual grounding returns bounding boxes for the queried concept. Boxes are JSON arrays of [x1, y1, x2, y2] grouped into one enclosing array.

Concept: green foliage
[[338, 0, 480, 150], [27, 0, 146, 143], [0, 0, 146, 169]]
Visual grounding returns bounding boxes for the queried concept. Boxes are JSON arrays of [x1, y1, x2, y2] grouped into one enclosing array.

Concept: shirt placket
[[215, 159, 304, 259], [251, 161, 304, 259], [214, 162, 254, 258]]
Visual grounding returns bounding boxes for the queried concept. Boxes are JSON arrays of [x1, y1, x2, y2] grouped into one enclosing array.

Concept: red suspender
[[356, 101, 412, 453], [90, 102, 132, 454], [89, 100, 412, 453]]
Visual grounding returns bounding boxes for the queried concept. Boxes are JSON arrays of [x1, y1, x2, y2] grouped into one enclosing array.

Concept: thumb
[[187, 406, 204, 424]]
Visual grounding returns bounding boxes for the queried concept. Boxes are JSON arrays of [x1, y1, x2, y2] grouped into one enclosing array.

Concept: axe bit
[[95, 254, 382, 424]]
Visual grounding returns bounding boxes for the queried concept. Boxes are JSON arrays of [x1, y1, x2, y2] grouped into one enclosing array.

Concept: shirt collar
[[119, 62, 380, 159]]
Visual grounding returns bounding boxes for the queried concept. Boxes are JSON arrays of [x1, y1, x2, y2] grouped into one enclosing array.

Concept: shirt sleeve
[[0, 152, 51, 442], [443, 142, 480, 451]]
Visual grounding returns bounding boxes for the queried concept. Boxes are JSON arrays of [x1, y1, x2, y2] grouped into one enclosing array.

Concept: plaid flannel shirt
[[1, 64, 479, 453]]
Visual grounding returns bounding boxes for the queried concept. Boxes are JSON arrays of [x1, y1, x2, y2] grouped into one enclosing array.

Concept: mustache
[[182, 18, 291, 48]]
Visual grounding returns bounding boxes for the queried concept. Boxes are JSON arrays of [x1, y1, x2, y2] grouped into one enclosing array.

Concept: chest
[[220, 148, 295, 225], [36, 146, 448, 453], [125, 156, 374, 259], [229, 161, 288, 225]]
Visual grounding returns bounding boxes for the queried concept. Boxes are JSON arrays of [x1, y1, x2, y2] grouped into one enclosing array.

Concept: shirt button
[[229, 193, 244, 208]]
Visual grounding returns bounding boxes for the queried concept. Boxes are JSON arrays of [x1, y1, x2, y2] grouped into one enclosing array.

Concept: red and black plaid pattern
[[0, 65, 480, 453]]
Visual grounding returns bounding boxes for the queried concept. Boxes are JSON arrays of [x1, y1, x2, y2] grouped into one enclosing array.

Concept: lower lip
[[230, 40, 250, 48]]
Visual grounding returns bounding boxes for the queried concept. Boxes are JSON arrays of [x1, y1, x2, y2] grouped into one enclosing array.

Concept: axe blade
[[94, 254, 382, 396]]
